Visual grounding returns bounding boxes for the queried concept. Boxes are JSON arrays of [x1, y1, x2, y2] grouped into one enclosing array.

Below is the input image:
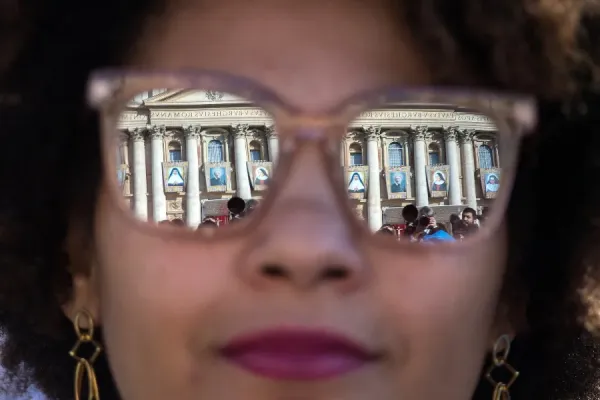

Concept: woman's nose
[[236, 146, 369, 293]]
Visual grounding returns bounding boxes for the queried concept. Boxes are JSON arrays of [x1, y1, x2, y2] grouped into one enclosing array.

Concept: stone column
[[224, 136, 231, 162], [150, 126, 167, 222], [459, 129, 477, 208], [130, 128, 148, 220], [185, 126, 202, 227], [343, 133, 353, 166], [365, 126, 382, 231], [444, 127, 462, 205], [232, 124, 252, 199], [412, 126, 429, 207], [494, 141, 501, 168], [266, 125, 279, 164]]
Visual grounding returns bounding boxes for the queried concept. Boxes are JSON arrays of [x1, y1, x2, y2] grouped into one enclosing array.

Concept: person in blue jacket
[[415, 206, 455, 243]]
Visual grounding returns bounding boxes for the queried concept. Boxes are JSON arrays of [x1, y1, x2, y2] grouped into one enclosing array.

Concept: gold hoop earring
[[485, 334, 519, 400], [69, 309, 102, 400]]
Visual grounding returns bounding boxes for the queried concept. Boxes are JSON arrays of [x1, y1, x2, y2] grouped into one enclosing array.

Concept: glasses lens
[[109, 87, 518, 243], [111, 88, 274, 230], [344, 100, 515, 244]]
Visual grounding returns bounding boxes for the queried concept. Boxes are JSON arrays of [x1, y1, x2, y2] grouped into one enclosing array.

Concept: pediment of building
[[144, 90, 250, 106]]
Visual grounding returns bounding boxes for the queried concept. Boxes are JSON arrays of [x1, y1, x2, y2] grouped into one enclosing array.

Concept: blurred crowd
[[377, 205, 484, 243], [160, 197, 484, 244]]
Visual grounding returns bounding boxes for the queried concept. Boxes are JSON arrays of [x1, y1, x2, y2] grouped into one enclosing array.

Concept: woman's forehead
[[131, 0, 431, 110]]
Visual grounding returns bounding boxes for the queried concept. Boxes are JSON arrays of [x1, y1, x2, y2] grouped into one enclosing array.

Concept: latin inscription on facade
[[151, 109, 271, 119], [118, 107, 495, 131], [359, 111, 455, 120], [119, 113, 148, 121], [146, 109, 493, 122]]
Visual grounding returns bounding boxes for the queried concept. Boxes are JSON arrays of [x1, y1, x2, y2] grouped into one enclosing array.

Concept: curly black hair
[[1, 0, 600, 399]]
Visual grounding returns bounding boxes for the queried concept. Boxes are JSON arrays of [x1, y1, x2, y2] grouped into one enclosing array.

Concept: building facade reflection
[[117, 90, 500, 230]]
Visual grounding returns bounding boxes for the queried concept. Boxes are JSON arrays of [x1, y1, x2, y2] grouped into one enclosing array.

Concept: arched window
[[249, 140, 263, 161], [207, 139, 224, 163], [349, 143, 363, 166], [168, 141, 182, 161], [428, 143, 441, 165], [388, 142, 404, 167], [478, 145, 493, 168]]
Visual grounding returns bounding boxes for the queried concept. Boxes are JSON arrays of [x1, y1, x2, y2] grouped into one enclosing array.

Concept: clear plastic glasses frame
[[87, 68, 537, 249]]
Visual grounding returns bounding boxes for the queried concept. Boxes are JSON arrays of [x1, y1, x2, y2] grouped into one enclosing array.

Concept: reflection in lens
[[345, 104, 503, 243], [113, 89, 507, 243], [114, 89, 275, 230]]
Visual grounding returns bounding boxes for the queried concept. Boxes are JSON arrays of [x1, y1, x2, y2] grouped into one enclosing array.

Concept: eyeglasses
[[88, 68, 536, 247]]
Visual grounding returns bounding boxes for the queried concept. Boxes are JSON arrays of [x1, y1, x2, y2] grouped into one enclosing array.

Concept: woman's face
[[77, 1, 509, 399]]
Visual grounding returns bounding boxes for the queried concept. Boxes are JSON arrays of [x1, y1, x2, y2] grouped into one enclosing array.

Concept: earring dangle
[[69, 309, 102, 400], [485, 334, 519, 400]]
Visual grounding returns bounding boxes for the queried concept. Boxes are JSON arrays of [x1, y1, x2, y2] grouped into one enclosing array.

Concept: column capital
[[364, 126, 382, 141], [458, 129, 476, 144], [410, 125, 429, 141], [231, 123, 250, 139], [443, 126, 459, 142], [184, 125, 201, 139], [265, 124, 278, 138], [148, 125, 166, 139], [129, 128, 146, 142]]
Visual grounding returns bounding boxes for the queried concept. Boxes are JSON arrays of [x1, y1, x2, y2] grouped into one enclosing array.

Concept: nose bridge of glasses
[[271, 143, 342, 203], [275, 112, 349, 140]]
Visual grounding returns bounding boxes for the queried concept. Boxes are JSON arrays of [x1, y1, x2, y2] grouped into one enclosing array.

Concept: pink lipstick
[[220, 329, 377, 381]]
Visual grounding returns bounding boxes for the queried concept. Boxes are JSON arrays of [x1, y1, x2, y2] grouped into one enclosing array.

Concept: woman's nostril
[[322, 266, 350, 280], [259, 264, 350, 281], [261, 264, 288, 278]]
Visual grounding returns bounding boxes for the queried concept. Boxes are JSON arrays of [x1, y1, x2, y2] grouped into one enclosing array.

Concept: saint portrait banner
[[426, 165, 450, 198], [204, 162, 232, 193], [247, 161, 273, 191], [479, 168, 501, 199], [162, 161, 188, 193], [345, 166, 369, 200], [386, 166, 411, 199]]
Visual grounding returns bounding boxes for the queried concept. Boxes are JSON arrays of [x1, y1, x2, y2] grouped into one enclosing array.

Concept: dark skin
[[1, 0, 600, 399]]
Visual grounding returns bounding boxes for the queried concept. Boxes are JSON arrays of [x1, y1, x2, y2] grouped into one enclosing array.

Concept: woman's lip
[[219, 329, 378, 381]]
